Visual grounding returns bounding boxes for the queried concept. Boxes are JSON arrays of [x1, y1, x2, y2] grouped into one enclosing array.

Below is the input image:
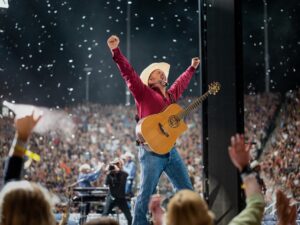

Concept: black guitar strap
[[169, 92, 176, 104]]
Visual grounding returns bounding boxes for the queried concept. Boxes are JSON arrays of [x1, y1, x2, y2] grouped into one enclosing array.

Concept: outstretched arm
[[4, 111, 41, 183], [107, 35, 146, 102], [83, 164, 104, 183], [228, 134, 265, 225], [168, 57, 200, 100]]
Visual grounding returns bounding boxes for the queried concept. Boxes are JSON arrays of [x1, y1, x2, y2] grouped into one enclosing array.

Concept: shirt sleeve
[[85, 169, 101, 182], [228, 194, 265, 225], [105, 175, 109, 185], [168, 66, 196, 101], [112, 47, 147, 102], [3, 156, 24, 184]]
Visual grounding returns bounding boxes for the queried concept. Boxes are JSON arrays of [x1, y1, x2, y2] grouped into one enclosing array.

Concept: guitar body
[[135, 82, 221, 155], [136, 104, 188, 155]]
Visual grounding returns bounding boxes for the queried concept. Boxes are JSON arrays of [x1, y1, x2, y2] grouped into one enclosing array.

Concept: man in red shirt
[[107, 35, 200, 225]]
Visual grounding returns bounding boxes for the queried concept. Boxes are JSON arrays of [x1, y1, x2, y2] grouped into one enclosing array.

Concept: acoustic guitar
[[135, 82, 221, 154]]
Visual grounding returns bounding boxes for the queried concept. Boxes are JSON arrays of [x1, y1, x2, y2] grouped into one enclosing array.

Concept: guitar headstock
[[208, 82, 221, 95]]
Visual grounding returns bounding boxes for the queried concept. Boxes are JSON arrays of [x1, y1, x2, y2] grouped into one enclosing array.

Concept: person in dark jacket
[[102, 158, 132, 225]]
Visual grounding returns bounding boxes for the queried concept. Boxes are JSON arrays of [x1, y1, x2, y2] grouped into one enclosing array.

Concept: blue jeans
[[132, 146, 193, 225]]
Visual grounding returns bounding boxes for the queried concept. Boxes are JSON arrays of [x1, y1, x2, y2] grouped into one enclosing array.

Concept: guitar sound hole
[[168, 115, 180, 128]]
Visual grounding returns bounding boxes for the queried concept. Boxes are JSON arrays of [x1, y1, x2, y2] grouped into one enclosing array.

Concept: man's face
[[148, 69, 167, 88]]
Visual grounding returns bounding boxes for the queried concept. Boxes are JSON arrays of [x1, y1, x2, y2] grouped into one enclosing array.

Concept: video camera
[[108, 164, 116, 171], [108, 160, 121, 171]]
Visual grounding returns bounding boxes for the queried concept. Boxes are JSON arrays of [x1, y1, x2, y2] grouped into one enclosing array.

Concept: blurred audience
[[0, 90, 299, 222], [0, 112, 57, 225], [0, 98, 203, 202], [244, 93, 281, 159], [260, 89, 300, 203]]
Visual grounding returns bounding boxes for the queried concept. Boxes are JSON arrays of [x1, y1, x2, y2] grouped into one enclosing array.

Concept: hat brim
[[79, 164, 91, 172], [140, 62, 170, 86]]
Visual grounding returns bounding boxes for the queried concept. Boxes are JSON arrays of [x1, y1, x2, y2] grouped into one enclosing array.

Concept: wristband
[[240, 164, 254, 180], [9, 135, 41, 161], [240, 172, 257, 181], [12, 143, 41, 161]]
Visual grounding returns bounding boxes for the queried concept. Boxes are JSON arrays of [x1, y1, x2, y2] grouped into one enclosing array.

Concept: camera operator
[[103, 158, 132, 225]]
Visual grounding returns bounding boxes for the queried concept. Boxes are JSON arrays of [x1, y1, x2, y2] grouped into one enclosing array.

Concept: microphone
[[159, 80, 169, 87], [149, 80, 169, 88]]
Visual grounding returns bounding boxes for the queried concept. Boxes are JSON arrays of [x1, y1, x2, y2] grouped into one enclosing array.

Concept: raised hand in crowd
[[10, 110, 42, 157], [15, 110, 41, 140], [148, 194, 164, 225], [276, 189, 297, 225], [228, 134, 262, 197], [227, 133, 265, 225], [228, 134, 251, 172], [5, 110, 42, 183]]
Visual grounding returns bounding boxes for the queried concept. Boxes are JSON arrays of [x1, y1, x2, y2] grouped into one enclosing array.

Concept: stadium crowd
[[0, 91, 299, 224]]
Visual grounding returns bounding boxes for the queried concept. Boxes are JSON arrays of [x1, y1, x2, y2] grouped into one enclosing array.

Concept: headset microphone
[[159, 80, 169, 87], [149, 80, 169, 87]]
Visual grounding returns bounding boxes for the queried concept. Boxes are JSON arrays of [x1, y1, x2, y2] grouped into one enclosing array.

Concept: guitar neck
[[177, 91, 210, 120]]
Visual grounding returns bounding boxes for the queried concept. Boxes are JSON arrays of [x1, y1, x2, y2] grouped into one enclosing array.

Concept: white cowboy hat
[[140, 62, 170, 86], [79, 164, 91, 172]]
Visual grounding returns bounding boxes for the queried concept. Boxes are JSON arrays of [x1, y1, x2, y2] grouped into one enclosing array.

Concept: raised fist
[[107, 35, 120, 50], [191, 57, 200, 69]]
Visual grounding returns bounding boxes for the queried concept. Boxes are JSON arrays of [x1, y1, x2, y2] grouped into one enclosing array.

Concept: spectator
[[0, 180, 56, 225], [83, 217, 119, 225], [77, 162, 104, 188], [275, 189, 297, 225], [0, 111, 57, 225], [122, 151, 137, 196], [103, 158, 132, 225]]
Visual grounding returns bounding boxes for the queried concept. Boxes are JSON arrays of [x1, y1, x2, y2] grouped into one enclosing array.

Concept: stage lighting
[[0, 0, 9, 8]]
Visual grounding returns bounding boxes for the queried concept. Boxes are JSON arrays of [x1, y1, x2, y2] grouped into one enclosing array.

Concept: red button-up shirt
[[112, 47, 196, 119]]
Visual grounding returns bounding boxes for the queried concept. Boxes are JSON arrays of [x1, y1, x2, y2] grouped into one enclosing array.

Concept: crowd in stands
[[0, 91, 299, 224], [0, 98, 204, 200], [244, 93, 281, 159], [260, 89, 300, 203], [0, 106, 297, 225]]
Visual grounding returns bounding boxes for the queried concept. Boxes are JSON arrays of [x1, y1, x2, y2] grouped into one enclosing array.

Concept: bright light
[[0, 0, 9, 8]]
